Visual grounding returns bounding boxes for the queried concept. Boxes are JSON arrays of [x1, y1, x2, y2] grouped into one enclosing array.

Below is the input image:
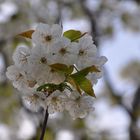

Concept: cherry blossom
[[6, 23, 107, 119]]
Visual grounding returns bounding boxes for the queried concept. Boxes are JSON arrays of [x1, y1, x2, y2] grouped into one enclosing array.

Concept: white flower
[[49, 37, 78, 65], [32, 23, 62, 48], [46, 68, 65, 84], [44, 90, 68, 114], [28, 46, 51, 85], [12, 45, 31, 70], [23, 93, 45, 112], [76, 34, 97, 69], [29, 48, 66, 84], [90, 56, 108, 67], [6, 65, 36, 93], [6, 22, 108, 118], [87, 72, 103, 85], [66, 91, 94, 119], [86, 57, 107, 84]]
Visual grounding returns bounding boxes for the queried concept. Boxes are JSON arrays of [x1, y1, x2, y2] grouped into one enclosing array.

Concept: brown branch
[[79, 0, 140, 139], [129, 86, 140, 140], [39, 109, 49, 140], [0, 40, 8, 86], [79, 0, 99, 46]]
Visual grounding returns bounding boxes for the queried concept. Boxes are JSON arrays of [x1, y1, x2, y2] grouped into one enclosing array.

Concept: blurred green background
[[0, 0, 140, 140]]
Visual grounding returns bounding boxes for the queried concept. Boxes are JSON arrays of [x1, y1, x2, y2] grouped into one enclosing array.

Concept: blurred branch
[[103, 69, 132, 115], [55, 0, 63, 24], [132, 86, 140, 112], [63, 0, 99, 46], [104, 70, 140, 140], [129, 86, 140, 140], [79, 0, 99, 46], [0, 40, 8, 86], [79, 0, 140, 140]]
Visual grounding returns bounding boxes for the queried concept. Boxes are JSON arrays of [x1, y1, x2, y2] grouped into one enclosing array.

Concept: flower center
[[16, 73, 23, 81], [29, 94, 39, 103], [20, 52, 30, 63], [50, 68, 56, 73], [45, 35, 52, 42], [28, 80, 37, 87], [79, 49, 84, 56], [52, 97, 58, 102], [59, 48, 67, 55], [40, 57, 47, 64]]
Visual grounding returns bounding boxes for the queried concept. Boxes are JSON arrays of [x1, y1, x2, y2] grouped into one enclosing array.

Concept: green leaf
[[70, 75, 96, 97], [73, 65, 100, 77], [80, 78, 95, 97], [66, 65, 99, 97], [63, 30, 86, 42], [67, 77, 82, 94], [37, 82, 72, 93], [49, 63, 74, 75], [36, 84, 48, 92], [18, 30, 34, 39]]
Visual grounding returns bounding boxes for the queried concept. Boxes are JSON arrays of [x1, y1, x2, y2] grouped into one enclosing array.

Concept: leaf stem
[[40, 109, 49, 140]]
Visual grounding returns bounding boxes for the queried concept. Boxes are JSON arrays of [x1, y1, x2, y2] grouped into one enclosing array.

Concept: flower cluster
[[6, 23, 107, 119]]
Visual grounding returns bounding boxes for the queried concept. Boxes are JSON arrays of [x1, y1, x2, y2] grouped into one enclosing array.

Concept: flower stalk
[[40, 109, 49, 140]]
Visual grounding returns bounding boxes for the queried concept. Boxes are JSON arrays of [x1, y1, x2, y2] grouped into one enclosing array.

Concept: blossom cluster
[[6, 23, 107, 119]]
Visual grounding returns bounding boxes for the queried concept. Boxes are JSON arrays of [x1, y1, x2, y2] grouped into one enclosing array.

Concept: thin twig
[[40, 109, 49, 140]]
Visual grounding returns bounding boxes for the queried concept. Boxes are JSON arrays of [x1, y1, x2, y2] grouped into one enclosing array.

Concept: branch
[[79, 1, 140, 139], [0, 40, 8, 86], [40, 109, 49, 140], [129, 86, 140, 140], [79, 0, 99, 46]]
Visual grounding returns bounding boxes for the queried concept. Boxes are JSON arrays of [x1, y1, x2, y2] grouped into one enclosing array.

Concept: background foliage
[[0, 0, 140, 140]]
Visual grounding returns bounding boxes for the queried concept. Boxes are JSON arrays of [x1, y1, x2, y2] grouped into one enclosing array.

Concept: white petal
[[12, 46, 30, 69], [51, 24, 62, 37]]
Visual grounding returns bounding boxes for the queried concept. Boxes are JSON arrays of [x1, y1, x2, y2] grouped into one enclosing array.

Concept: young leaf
[[63, 30, 86, 42], [18, 30, 34, 39], [36, 83, 60, 93], [66, 65, 99, 97], [67, 77, 82, 94], [74, 65, 100, 77], [36, 82, 72, 94], [70, 65, 100, 81], [37, 83, 51, 92], [78, 77, 95, 97], [49, 63, 74, 75], [70, 75, 96, 97]]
